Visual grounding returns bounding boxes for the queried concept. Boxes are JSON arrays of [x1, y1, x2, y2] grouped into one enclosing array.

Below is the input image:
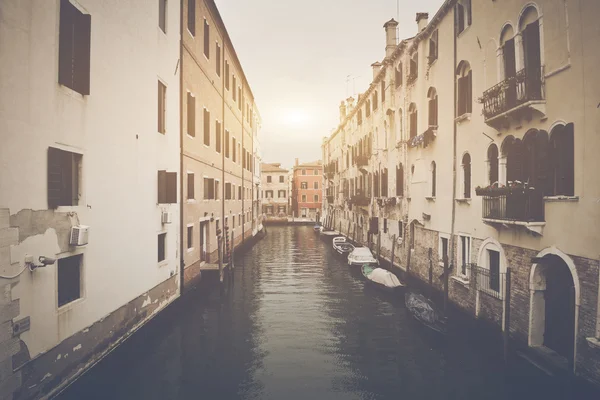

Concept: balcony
[[477, 185, 545, 235], [326, 195, 334, 204], [356, 155, 369, 167], [349, 190, 370, 207], [480, 66, 546, 129]]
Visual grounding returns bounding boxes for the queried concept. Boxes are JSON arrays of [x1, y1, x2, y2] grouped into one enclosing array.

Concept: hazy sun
[[281, 108, 311, 127]]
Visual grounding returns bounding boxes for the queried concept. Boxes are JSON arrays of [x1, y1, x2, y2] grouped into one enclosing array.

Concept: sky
[[215, 0, 445, 169]]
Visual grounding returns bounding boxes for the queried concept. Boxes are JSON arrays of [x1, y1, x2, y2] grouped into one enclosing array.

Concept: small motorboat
[[332, 236, 354, 257], [405, 291, 448, 334], [347, 247, 379, 267], [313, 224, 321, 232], [361, 265, 405, 292]]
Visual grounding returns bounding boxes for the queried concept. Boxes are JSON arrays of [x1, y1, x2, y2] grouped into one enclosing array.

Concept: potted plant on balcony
[[475, 181, 535, 196]]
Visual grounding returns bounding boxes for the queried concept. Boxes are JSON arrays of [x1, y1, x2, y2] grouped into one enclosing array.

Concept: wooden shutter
[[433, 30, 439, 59], [204, 19, 210, 58], [466, 0, 472, 26], [215, 121, 221, 152], [48, 148, 62, 209], [58, 0, 75, 89], [466, 71, 472, 113], [457, 76, 464, 116], [204, 109, 210, 145], [455, 4, 464, 36], [188, 173, 194, 199], [187, 93, 195, 136], [166, 172, 177, 203], [188, 0, 195, 35], [503, 39, 516, 78], [524, 20, 542, 99], [158, 170, 167, 203], [464, 159, 471, 198], [74, 12, 91, 95]]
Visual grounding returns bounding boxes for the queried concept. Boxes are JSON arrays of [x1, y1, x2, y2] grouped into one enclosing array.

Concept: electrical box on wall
[[161, 211, 172, 224], [70, 225, 89, 246]]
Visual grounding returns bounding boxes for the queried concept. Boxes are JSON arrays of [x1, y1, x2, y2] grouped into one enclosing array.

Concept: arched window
[[397, 108, 403, 142], [519, 6, 542, 99], [457, 61, 472, 116], [396, 163, 404, 196], [487, 144, 499, 185], [462, 153, 471, 198], [500, 24, 516, 81], [409, 103, 417, 139], [455, 0, 472, 36], [381, 169, 388, 197], [409, 52, 418, 82], [428, 29, 439, 64], [395, 62, 403, 87], [427, 87, 438, 127], [431, 161, 437, 197], [550, 123, 574, 196]]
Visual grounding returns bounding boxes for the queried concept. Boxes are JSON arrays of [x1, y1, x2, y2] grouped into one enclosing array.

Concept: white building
[[0, 0, 180, 398], [261, 163, 290, 217]]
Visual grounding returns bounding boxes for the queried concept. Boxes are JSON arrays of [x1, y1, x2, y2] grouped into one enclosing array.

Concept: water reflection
[[59, 226, 597, 400]]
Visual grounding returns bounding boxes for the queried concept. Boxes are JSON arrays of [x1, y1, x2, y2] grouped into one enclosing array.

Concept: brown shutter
[[158, 170, 167, 203], [503, 39, 516, 78], [187, 93, 195, 136], [466, 0, 472, 26], [433, 29, 439, 59], [188, 0, 195, 35], [466, 70, 473, 113], [74, 12, 91, 95], [524, 20, 542, 99], [58, 0, 76, 89], [48, 148, 62, 209], [204, 19, 210, 58], [166, 172, 177, 203]]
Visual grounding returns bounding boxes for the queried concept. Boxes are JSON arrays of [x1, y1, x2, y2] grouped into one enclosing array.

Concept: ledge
[[544, 195, 579, 203], [586, 337, 600, 350], [455, 198, 471, 204], [425, 196, 436, 202], [455, 113, 471, 124], [451, 275, 470, 287], [482, 218, 545, 236]]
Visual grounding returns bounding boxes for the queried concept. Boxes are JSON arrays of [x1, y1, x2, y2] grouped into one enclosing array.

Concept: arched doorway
[[529, 249, 579, 368]]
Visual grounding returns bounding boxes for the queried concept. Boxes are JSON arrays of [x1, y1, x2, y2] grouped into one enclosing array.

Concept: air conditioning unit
[[70, 225, 89, 246], [161, 211, 172, 224]]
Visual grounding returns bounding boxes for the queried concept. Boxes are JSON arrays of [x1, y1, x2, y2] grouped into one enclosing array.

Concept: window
[[225, 62, 230, 90], [215, 43, 221, 77], [301, 195, 307, 202], [396, 163, 404, 196], [409, 103, 417, 140], [455, 0, 471, 36], [238, 186, 242, 200], [383, 218, 388, 233], [225, 182, 232, 199], [267, 176, 272, 183], [225, 130, 230, 158], [365, 100, 371, 118], [203, 19, 210, 58], [203, 108, 210, 145], [238, 88, 242, 109], [302, 169, 306, 175], [47, 147, 82, 208], [428, 29, 438, 64], [187, 92, 195, 137], [314, 169, 319, 176], [232, 216, 235, 228], [232, 138, 236, 162], [488, 249, 500, 292], [395, 62, 403, 88], [301, 182, 308, 189], [398, 220, 403, 238], [279, 176, 284, 183], [462, 153, 471, 199], [215, 121, 221, 153], [158, 170, 177, 204], [440, 236, 449, 263], [203, 178, 215, 199], [158, 233, 166, 263], [381, 168, 388, 197], [427, 87, 438, 127], [187, 173, 194, 199], [57, 254, 82, 307], [457, 61, 472, 116], [459, 235, 471, 277], [187, 226, 193, 249], [214, 180, 219, 200], [265, 190, 273, 198], [59, 0, 91, 95], [520, 12, 543, 100], [409, 52, 418, 81], [278, 190, 286, 198], [357, 109, 363, 126], [431, 161, 436, 197], [501, 25, 516, 81], [313, 182, 318, 189], [314, 195, 319, 202], [232, 76, 237, 100], [381, 80, 386, 103], [159, 0, 167, 33], [550, 124, 574, 196], [187, 0, 195, 35], [158, 81, 166, 133], [487, 144, 499, 185], [372, 91, 378, 111]]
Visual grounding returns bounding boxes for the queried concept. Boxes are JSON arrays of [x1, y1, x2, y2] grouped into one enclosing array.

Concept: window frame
[[57, 253, 83, 309]]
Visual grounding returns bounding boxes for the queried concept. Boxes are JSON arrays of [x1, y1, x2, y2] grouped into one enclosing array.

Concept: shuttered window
[[232, 138, 237, 162], [396, 164, 404, 196], [429, 29, 438, 63], [157, 170, 177, 204], [216, 43, 221, 76], [462, 153, 471, 199], [457, 70, 472, 116], [232, 76, 237, 100], [410, 109, 417, 139], [58, 254, 82, 307], [395, 63, 403, 87], [159, 0, 167, 33], [551, 124, 574, 196], [225, 183, 232, 200], [158, 233, 166, 262], [428, 94, 438, 127], [187, 173, 194, 199], [431, 162, 437, 197], [225, 130, 230, 158], [203, 19, 210, 58], [203, 109, 210, 145], [48, 147, 81, 208], [455, 3, 465, 36], [381, 81, 386, 103], [225, 62, 230, 90], [187, 0, 195, 35], [203, 178, 215, 199], [59, 0, 91, 95], [158, 81, 166, 133], [187, 92, 195, 136], [215, 121, 221, 153]]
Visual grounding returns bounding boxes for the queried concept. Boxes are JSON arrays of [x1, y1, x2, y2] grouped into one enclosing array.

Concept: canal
[[57, 226, 596, 400]]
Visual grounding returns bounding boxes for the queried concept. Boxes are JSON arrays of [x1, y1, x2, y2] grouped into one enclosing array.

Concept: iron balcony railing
[[480, 188, 544, 223], [481, 66, 545, 120], [350, 189, 370, 206]]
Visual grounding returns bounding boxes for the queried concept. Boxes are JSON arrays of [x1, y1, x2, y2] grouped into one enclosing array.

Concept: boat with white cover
[[361, 265, 405, 292], [347, 247, 379, 267]]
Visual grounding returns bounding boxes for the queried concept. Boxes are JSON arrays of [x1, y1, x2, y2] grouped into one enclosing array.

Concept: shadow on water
[[57, 226, 598, 400]]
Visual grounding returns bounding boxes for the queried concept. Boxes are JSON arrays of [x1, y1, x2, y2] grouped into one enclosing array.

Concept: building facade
[[0, 0, 181, 398], [292, 160, 323, 220], [322, 0, 600, 386], [181, 0, 261, 287], [261, 163, 290, 217]]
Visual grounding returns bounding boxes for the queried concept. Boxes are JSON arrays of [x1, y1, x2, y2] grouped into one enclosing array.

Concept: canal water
[[58, 226, 596, 400]]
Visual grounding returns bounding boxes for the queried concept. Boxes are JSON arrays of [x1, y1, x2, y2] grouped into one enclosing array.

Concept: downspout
[[221, 34, 226, 256], [241, 82, 245, 245], [447, 3, 459, 311], [178, 0, 185, 293]]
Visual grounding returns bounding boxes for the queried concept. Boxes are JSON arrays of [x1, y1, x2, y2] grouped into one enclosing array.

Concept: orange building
[[291, 159, 323, 219]]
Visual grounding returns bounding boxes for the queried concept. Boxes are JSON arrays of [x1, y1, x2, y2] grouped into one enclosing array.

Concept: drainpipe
[[221, 33, 226, 261], [447, 4, 459, 313], [178, 0, 185, 294], [241, 82, 245, 246]]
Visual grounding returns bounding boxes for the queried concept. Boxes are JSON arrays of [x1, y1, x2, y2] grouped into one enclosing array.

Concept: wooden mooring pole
[[503, 268, 512, 363], [390, 234, 396, 269]]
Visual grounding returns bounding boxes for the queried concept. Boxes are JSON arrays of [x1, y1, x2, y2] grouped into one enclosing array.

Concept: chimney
[[416, 12, 429, 32], [295, 158, 299, 167], [371, 62, 382, 80], [339, 101, 347, 123], [383, 19, 398, 58]]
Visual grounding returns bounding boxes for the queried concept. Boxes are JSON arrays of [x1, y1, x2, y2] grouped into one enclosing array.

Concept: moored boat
[[405, 291, 448, 334], [347, 247, 379, 267], [313, 223, 321, 232], [361, 265, 405, 292], [332, 236, 354, 257]]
